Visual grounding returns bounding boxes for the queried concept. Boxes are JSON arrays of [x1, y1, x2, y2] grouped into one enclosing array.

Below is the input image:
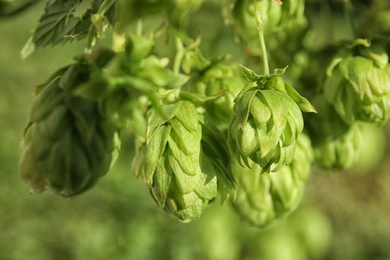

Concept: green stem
[[85, 27, 97, 54], [173, 37, 184, 75], [84, 0, 116, 54], [96, 0, 116, 15], [343, 0, 357, 40], [255, 13, 270, 75]]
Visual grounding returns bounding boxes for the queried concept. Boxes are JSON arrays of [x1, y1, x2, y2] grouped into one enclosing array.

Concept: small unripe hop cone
[[324, 39, 390, 126], [19, 63, 120, 197]]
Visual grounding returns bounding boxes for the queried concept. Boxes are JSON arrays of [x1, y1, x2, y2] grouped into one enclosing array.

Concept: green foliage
[[2, 0, 390, 258], [21, 0, 116, 57], [14, 0, 390, 223]]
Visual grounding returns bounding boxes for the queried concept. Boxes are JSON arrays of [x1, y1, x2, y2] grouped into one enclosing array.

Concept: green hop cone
[[306, 96, 362, 169], [313, 124, 362, 170], [179, 38, 242, 128], [182, 51, 244, 128], [134, 100, 233, 222], [201, 63, 243, 127], [324, 39, 390, 125], [231, 133, 314, 228], [19, 63, 121, 197], [228, 74, 314, 173]]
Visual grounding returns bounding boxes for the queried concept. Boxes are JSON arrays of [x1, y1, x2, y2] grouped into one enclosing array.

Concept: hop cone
[[200, 63, 243, 128], [231, 133, 314, 228], [306, 96, 362, 169], [134, 100, 233, 222], [180, 45, 243, 128], [324, 39, 390, 125], [313, 124, 362, 169], [228, 75, 308, 173], [19, 63, 120, 197]]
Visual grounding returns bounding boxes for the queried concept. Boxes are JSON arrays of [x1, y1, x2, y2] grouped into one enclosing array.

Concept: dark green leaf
[[21, 0, 115, 58]]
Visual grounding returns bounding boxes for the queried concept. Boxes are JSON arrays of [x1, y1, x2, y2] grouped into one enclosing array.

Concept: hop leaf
[[134, 100, 233, 222], [21, 0, 116, 58], [19, 63, 120, 197], [231, 133, 313, 228], [324, 40, 390, 126]]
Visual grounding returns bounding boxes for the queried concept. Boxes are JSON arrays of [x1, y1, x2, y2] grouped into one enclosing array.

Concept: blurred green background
[[1, 2, 390, 260]]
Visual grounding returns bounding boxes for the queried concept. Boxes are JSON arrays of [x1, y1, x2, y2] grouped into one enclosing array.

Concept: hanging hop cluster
[[228, 67, 316, 173], [19, 62, 121, 197]]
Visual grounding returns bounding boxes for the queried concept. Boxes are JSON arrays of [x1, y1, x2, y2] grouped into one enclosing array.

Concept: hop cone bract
[[134, 100, 233, 222], [19, 63, 120, 197], [231, 133, 314, 228], [324, 39, 390, 125]]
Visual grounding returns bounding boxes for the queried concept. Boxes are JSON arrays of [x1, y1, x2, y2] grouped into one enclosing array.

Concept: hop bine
[[231, 133, 314, 228], [133, 100, 234, 222], [19, 62, 120, 197]]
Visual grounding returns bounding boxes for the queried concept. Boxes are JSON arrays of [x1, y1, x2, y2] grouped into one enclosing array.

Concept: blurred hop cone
[[19, 63, 121, 197], [313, 124, 362, 170], [231, 133, 314, 228], [201, 63, 244, 128], [133, 100, 234, 222], [306, 96, 362, 169], [228, 75, 311, 173], [324, 39, 390, 126]]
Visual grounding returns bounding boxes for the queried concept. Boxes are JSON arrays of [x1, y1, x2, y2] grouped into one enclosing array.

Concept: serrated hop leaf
[[231, 133, 313, 228], [19, 63, 120, 197], [324, 40, 390, 125], [134, 100, 234, 222], [305, 96, 362, 169], [228, 78, 305, 173]]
